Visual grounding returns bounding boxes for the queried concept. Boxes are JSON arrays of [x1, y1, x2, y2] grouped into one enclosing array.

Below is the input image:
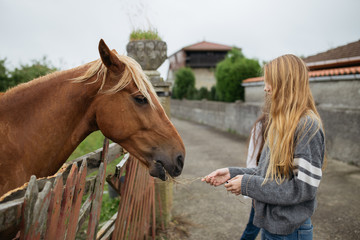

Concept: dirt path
[[171, 117, 360, 240]]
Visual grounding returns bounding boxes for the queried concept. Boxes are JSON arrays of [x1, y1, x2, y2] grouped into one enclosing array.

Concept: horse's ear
[[98, 39, 124, 72]]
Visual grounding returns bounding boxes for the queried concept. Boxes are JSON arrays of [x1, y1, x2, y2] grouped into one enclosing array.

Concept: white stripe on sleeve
[[293, 158, 322, 187], [297, 171, 321, 187], [294, 158, 322, 177]]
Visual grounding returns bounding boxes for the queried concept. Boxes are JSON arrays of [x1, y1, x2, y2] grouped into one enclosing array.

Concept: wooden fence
[[0, 139, 162, 239]]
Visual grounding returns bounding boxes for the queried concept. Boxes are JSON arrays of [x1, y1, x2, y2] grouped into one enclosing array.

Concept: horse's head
[[90, 39, 185, 180]]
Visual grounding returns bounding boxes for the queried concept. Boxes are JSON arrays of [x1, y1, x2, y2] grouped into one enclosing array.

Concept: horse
[[0, 39, 185, 197]]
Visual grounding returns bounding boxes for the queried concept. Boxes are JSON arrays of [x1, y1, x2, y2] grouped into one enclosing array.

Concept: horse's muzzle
[[149, 153, 184, 181]]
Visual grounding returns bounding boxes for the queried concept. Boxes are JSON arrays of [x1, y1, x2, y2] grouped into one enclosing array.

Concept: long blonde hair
[[263, 54, 325, 184]]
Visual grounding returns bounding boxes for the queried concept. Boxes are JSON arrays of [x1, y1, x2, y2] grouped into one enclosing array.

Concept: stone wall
[[171, 99, 360, 165]]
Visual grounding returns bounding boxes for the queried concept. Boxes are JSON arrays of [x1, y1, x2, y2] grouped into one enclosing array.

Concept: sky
[[1, 0, 359, 79]]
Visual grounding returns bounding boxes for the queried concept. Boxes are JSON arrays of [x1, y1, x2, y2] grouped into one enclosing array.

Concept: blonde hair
[[263, 54, 325, 184], [72, 54, 158, 109]]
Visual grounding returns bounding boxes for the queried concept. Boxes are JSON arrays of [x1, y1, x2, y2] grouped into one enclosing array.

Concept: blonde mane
[[72, 54, 158, 108]]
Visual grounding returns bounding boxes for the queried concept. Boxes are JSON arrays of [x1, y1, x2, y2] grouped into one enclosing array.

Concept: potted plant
[[126, 29, 167, 71]]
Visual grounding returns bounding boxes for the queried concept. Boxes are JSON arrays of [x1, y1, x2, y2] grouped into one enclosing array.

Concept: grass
[[129, 28, 162, 41], [68, 131, 105, 161]]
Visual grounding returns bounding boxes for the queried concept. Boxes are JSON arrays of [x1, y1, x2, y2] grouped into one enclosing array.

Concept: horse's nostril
[[177, 154, 184, 169]]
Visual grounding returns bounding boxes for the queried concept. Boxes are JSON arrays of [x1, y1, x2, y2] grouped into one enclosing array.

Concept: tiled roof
[[182, 41, 233, 51], [243, 66, 360, 83], [303, 40, 360, 63], [309, 66, 360, 77]]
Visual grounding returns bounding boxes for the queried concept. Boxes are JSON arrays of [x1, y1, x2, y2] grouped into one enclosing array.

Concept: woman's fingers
[[202, 170, 220, 183], [225, 181, 241, 195]]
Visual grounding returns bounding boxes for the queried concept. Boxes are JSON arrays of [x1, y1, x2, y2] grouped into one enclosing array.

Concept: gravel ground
[[171, 117, 360, 240]]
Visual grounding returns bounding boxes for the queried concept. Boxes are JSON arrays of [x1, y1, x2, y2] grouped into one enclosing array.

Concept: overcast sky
[[1, 0, 359, 78]]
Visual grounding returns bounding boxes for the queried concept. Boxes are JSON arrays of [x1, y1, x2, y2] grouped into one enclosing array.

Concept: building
[[167, 41, 233, 90]]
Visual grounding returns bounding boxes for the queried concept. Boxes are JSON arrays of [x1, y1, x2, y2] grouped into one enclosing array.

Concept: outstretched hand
[[201, 168, 230, 186]]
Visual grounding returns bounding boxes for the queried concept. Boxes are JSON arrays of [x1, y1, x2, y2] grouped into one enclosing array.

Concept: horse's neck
[[0, 66, 100, 175]]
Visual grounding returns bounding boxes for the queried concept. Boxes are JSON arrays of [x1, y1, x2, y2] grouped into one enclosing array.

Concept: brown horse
[[0, 39, 185, 197]]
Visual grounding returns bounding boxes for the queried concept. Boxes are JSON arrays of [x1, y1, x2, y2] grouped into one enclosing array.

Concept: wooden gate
[[0, 138, 163, 239]]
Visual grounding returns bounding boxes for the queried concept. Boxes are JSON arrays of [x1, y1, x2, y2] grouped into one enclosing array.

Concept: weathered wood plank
[[0, 197, 23, 232], [66, 159, 87, 240], [96, 212, 117, 240], [96, 138, 109, 222], [87, 162, 105, 239], [27, 181, 52, 239], [44, 174, 64, 240], [56, 163, 78, 239], [20, 175, 38, 240], [113, 157, 138, 240], [98, 224, 115, 240], [76, 194, 92, 235], [86, 138, 109, 240]]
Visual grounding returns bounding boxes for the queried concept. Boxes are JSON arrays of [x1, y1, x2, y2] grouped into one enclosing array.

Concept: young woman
[[202, 54, 326, 240]]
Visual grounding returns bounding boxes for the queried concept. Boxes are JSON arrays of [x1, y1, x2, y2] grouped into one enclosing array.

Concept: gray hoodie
[[229, 116, 325, 235]]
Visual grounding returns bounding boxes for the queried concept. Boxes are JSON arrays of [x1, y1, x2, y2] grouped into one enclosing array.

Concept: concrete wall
[[171, 99, 261, 137], [171, 99, 360, 165]]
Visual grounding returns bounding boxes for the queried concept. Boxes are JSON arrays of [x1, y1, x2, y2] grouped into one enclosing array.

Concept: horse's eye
[[134, 95, 148, 105]]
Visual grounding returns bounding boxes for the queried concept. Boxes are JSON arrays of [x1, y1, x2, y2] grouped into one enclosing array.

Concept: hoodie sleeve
[[240, 118, 325, 206]]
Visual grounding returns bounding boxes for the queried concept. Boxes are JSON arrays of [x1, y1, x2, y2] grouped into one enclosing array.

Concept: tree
[[215, 48, 261, 102], [0, 58, 10, 91], [172, 67, 196, 100], [10, 57, 57, 88], [0, 57, 57, 91]]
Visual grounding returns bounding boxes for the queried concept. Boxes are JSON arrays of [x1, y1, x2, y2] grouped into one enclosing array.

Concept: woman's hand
[[201, 168, 230, 186], [224, 175, 243, 195]]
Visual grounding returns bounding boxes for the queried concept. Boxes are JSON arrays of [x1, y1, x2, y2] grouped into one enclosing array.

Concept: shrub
[[196, 87, 209, 100], [209, 85, 217, 101], [172, 67, 196, 100], [215, 48, 261, 102]]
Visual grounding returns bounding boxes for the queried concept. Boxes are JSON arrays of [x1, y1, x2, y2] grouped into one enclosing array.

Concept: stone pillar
[[127, 40, 173, 227]]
